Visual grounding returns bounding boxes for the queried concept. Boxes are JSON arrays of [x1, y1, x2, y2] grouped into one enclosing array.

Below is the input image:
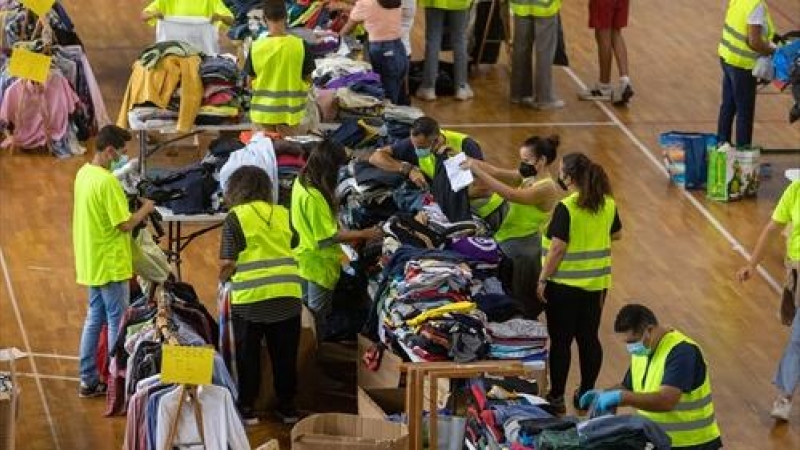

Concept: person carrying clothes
[[737, 180, 800, 421], [247, 0, 316, 134], [717, 0, 777, 147], [218, 166, 303, 425], [73, 125, 155, 398], [509, 0, 565, 110], [462, 135, 560, 319], [339, 0, 409, 105], [141, 0, 234, 26], [537, 152, 621, 413], [580, 304, 723, 450], [291, 140, 382, 341], [415, 0, 474, 101]]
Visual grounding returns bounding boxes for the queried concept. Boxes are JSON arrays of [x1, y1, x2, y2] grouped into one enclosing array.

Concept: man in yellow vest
[[580, 304, 722, 450], [509, 0, 564, 109], [247, 0, 315, 133], [717, 0, 776, 146], [141, 0, 234, 25], [416, 0, 474, 101]]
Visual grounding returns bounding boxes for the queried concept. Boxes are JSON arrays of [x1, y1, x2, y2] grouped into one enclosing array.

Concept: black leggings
[[544, 282, 605, 398]]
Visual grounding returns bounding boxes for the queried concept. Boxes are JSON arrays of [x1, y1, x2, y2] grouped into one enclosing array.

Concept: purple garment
[[325, 71, 382, 89], [448, 237, 501, 264]]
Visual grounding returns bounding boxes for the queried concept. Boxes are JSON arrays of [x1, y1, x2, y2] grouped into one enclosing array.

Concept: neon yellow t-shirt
[[73, 164, 133, 286], [773, 181, 800, 262], [144, 0, 233, 22], [290, 180, 343, 290]]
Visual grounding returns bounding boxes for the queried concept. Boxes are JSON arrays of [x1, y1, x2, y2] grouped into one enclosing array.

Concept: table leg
[[405, 368, 417, 450], [429, 373, 438, 450], [174, 221, 182, 280], [139, 130, 147, 175]]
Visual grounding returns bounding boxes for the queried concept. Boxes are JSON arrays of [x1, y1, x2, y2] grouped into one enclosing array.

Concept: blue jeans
[[79, 281, 130, 386], [369, 39, 409, 105], [302, 280, 333, 341], [422, 7, 469, 89], [775, 306, 800, 397], [717, 59, 757, 146]]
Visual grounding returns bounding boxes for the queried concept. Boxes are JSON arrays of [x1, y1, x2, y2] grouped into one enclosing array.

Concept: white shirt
[[746, 2, 770, 39], [155, 385, 250, 450]]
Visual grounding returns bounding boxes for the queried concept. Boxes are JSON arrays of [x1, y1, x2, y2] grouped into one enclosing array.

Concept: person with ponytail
[[537, 152, 622, 413], [291, 139, 382, 341], [463, 135, 560, 318]]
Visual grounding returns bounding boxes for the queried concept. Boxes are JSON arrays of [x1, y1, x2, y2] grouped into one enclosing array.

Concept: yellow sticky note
[[161, 345, 214, 386], [8, 48, 51, 84], [21, 0, 55, 17]]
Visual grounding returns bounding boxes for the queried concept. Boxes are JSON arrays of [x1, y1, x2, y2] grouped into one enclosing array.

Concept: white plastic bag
[[752, 56, 774, 80], [218, 133, 279, 203], [132, 228, 172, 283]]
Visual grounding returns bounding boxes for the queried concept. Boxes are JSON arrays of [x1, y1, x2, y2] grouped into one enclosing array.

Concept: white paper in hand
[[444, 152, 474, 192]]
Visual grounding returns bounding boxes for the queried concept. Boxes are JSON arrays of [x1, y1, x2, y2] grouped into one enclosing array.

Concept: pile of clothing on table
[[0, 1, 109, 156], [466, 377, 672, 450], [313, 56, 385, 122], [120, 41, 248, 132]]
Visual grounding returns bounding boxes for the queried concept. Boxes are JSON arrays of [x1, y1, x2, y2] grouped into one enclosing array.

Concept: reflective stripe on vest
[[419, 0, 472, 11], [417, 130, 471, 179], [510, 0, 562, 17], [540, 193, 614, 291], [230, 202, 302, 304], [631, 330, 721, 447], [250, 35, 308, 126], [718, 0, 775, 70], [473, 193, 505, 218]]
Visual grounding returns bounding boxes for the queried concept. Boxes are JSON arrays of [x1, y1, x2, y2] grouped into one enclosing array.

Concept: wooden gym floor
[[1, 0, 799, 448]]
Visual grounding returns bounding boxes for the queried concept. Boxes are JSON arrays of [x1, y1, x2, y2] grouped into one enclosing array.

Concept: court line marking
[[0, 247, 62, 449], [31, 352, 80, 361], [19, 373, 81, 383], [441, 121, 616, 128], [562, 67, 782, 294]]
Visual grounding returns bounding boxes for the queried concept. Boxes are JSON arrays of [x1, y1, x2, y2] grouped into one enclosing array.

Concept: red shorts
[[589, 0, 629, 30]]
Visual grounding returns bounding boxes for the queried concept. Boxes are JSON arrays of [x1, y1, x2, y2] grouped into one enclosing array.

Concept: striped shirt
[[220, 212, 302, 324]]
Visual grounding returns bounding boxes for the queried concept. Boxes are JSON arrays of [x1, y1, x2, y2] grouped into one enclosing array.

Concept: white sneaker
[[455, 85, 474, 101], [578, 85, 613, 101], [612, 82, 635, 106], [415, 87, 437, 101], [771, 397, 792, 421], [511, 96, 534, 106], [532, 99, 565, 110]]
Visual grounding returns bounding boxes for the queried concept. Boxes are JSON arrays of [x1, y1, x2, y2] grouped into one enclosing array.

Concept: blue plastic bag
[[659, 132, 717, 190]]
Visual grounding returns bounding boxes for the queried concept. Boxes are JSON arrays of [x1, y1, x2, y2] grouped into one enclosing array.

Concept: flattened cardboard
[[357, 334, 402, 389], [291, 413, 408, 450], [357, 387, 406, 420]]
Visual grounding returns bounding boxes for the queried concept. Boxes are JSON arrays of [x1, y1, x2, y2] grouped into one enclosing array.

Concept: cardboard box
[[357, 335, 402, 389], [291, 413, 408, 450], [255, 307, 318, 411], [357, 387, 406, 420]]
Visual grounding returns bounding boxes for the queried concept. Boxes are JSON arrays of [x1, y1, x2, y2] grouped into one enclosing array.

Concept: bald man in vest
[[581, 304, 722, 450]]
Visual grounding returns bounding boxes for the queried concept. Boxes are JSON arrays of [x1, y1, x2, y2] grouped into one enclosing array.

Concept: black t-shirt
[[389, 136, 484, 169], [621, 340, 722, 450], [546, 202, 622, 242], [245, 40, 316, 78]]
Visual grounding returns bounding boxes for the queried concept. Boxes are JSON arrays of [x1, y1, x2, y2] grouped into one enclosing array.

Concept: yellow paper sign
[[22, 0, 55, 18], [161, 345, 214, 386], [8, 48, 52, 84]]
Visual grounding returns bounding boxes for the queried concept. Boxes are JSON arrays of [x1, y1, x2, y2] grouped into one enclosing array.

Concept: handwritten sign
[[22, 0, 55, 18], [161, 345, 214, 386], [8, 48, 52, 84]]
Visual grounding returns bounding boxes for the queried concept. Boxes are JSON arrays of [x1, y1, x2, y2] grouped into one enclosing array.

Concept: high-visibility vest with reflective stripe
[[631, 330, 721, 447], [473, 193, 505, 218], [510, 0, 562, 18], [718, 0, 775, 70], [494, 178, 552, 242], [417, 129, 469, 179], [420, 0, 472, 11], [229, 201, 302, 304], [541, 193, 614, 291], [250, 35, 309, 126]]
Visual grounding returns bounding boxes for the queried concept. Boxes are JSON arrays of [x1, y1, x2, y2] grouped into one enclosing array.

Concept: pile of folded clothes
[[313, 56, 385, 120], [486, 319, 548, 361], [197, 55, 246, 125]]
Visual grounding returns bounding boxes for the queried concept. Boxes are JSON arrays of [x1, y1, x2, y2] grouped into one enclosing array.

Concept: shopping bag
[[658, 131, 716, 190], [132, 228, 171, 283], [707, 143, 762, 201]]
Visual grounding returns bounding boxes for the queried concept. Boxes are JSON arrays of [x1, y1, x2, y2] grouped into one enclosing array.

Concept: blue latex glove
[[579, 389, 601, 409], [595, 390, 622, 412]]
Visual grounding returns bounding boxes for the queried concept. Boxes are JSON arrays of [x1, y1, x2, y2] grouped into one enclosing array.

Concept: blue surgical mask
[[415, 148, 431, 158], [111, 154, 129, 172], [626, 340, 650, 357]]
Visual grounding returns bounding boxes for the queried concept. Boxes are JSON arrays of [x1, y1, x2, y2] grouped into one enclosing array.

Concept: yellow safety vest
[[420, 0, 472, 11], [229, 201, 302, 304], [541, 192, 615, 291], [631, 330, 721, 447], [250, 35, 309, 126], [494, 179, 552, 242], [718, 0, 775, 70], [509, 0, 562, 18]]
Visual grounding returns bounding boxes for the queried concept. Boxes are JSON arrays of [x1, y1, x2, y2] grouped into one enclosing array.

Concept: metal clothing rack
[[155, 290, 206, 450]]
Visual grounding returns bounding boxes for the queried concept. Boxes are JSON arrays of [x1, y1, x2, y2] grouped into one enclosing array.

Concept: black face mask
[[557, 177, 569, 190], [518, 162, 537, 178]]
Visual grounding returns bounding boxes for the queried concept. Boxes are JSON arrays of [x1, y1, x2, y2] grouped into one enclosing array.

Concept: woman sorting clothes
[[463, 135, 560, 319], [291, 140, 382, 341], [537, 152, 622, 413], [218, 166, 302, 425]]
